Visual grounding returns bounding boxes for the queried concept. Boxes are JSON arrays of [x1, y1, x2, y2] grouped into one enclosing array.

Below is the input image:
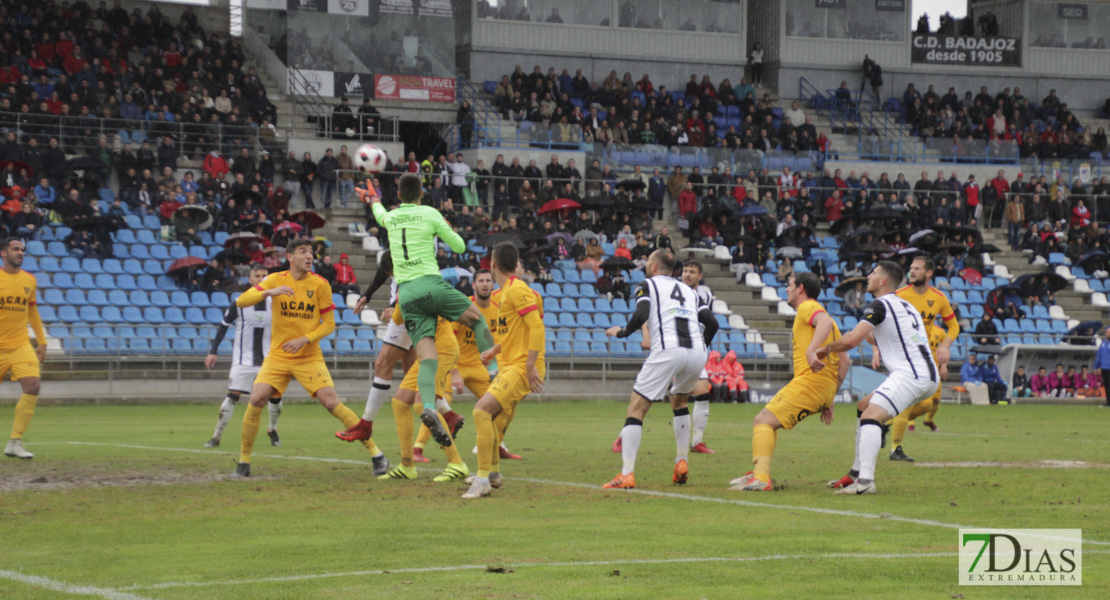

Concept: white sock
[[858, 421, 883, 482], [851, 413, 863, 474], [691, 400, 709, 446], [673, 409, 691, 462], [620, 420, 643, 475], [435, 397, 451, 414], [362, 377, 392, 421], [267, 399, 282, 431], [213, 395, 238, 439]]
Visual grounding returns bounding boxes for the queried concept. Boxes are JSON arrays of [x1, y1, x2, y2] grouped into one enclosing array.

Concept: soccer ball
[[355, 144, 387, 174]]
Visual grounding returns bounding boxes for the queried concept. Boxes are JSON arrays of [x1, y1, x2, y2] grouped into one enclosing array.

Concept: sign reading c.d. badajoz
[[959, 529, 1081, 585], [911, 34, 1021, 67]]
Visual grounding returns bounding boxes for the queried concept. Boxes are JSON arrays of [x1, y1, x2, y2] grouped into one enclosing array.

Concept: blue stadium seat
[[170, 291, 190, 305], [46, 241, 67, 257], [211, 292, 230, 307], [103, 259, 124, 274], [169, 245, 188, 259], [205, 307, 223, 323], [1019, 320, 1037, 333], [628, 271, 644, 284], [564, 270, 581, 283], [343, 310, 361, 325], [552, 341, 571, 357], [143, 307, 164, 323], [165, 307, 186, 323], [579, 284, 598, 298], [94, 274, 114, 289], [1051, 320, 1067, 333], [150, 291, 171, 307], [79, 306, 100, 322], [551, 270, 565, 283], [612, 298, 629, 313], [594, 313, 612, 328], [130, 244, 150, 259], [171, 338, 193, 354], [574, 331, 591, 342], [185, 307, 205, 323], [143, 260, 163, 275], [120, 306, 141, 322], [576, 313, 593, 327], [545, 284, 564, 299], [136, 275, 157, 291], [81, 258, 103, 274], [125, 215, 142, 229], [101, 306, 122, 323], [39, 256, 60, 272], [115, 229, 136, 244], [128, 338, 151, 353], [715, 315, 731, 330], [543, 313, 557, 327], [87, 290, 109, 306], [36, 273, 52, 288], [61, 257, 82, 273], [122, 259, 142, 274], [26, 240, 45, 255], [44, 288, 64, 305], [968, 290, 984, 304], [150, 245, 171, 260], [142, 215, 160, 229], [136, 230, 157, 245], [572, 341, 589, 356], [559, 313, 575, 327], [589, 342, 609, 356], [1032, 305, 1049, 319], [37, 305, 57, 322], [189, 246, 207, 259], [595, 298, 613, 313], [576, 298, 593, 312], [190, 292, 211, 307], [157, 276, 177, 290], [65, 289, 86, 305], [581, 270, 597, 284]]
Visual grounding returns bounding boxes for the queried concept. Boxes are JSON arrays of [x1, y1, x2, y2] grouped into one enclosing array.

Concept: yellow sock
[[490, 421, 503, 474], [413, 403, 430, 449], [474, 408, 495, 478], [9, 394, 37, 439], [891, 415, 909, 448], [926, 399, 940, 422], [434, 412, 463, 464], [393, 398, 415, 468], [240, 404, 263, 463], [751, 424, 776, 483]]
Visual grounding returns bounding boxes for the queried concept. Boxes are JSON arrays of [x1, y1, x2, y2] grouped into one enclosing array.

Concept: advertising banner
[[911, 34, 1021, 67], [374, 74, 455, 102]]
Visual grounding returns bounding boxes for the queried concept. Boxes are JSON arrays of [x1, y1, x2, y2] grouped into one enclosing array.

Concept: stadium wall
[[823, 161, 1026, 182], [460, 148, 586, 172]]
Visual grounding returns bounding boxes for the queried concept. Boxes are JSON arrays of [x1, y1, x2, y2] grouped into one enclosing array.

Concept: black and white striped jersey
[[222, 297, 272, 367], [635, 276, 710, 354], [862, 292, 938, 383]]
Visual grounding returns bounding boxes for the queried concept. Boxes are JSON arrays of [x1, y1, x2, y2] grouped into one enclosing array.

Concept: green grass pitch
[[0, 401, 1107, 599]]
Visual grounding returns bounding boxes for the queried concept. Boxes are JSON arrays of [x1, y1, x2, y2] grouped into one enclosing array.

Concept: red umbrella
[[0, 160, 32, 179], [224, 232, 267, 247], [275, 221, 303, 233], [289, 210, 326, 230], [537, 198, 581, 215], [166, 256, 208, 275]]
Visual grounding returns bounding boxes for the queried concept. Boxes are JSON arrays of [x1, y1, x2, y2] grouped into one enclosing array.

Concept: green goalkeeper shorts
[[397, 275, 474, 343]]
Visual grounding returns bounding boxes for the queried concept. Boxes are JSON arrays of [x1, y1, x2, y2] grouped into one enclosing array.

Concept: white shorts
[[228, 364, 262, 394], [634, 348, 709, 402], [382, 320, 413, 351], [870, 371, 936, 417], [699, 368, 709, 380]]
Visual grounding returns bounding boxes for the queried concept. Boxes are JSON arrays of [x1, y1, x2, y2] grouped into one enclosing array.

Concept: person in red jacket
[[677, 181, 697, 216], [824, 190, 845, 222], [203, 149, 229, 180], [334, 253, 358, 295], [964, 173, 980, 220], [159, 196, 182, 225], [63, 47, 87, 75]]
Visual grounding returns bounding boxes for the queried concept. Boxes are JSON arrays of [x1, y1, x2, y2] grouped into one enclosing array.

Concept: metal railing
[[0, 110, 285, 161]]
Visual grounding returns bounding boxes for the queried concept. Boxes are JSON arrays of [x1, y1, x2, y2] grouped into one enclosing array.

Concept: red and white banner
[[374, 74, 455, 102]]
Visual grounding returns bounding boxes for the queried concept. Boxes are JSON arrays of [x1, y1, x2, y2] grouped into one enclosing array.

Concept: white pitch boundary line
[[50, 441, 1110, 548], [121, 552, 955, 591], [0, 569, 153, 600]]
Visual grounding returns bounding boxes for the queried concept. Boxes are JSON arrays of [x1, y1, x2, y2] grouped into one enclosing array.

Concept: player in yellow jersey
[[450, 269, 498, 404], [463, 243, 546, 499], [0, 239, 46, 459], [729, 273, 849, 491], [230, 239, 384, 477], [376, 309, 471, 481], [892, 256, 959, 431], [887, 324, 947, 462]]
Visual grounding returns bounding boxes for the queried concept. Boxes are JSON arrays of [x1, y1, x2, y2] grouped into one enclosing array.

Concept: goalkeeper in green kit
[[354, 173, 496, 449]]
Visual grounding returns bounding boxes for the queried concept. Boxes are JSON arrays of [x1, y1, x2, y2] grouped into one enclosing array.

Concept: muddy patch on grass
[[915, 460, 1110, 469], [0, 464, 275, 492]]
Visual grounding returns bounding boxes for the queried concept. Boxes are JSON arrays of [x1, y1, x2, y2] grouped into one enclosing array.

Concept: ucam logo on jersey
[[959, 529, 1081, 585]]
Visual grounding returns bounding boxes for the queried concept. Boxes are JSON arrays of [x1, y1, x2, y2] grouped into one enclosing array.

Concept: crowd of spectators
[[894, 83, 1106, 163], [489, 64, 823, 154]]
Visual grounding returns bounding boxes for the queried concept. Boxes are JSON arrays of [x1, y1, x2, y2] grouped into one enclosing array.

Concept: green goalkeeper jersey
[[371, 202, 466, 283]]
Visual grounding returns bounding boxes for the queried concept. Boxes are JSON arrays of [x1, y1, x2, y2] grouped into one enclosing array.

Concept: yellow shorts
[[488, 362, 546, 417], [450, 360, 492, 401], [0, 343, 39, 381], [766, 373, 839, 430], [399, 352, 458, 398], [254, 355, 333, 397]]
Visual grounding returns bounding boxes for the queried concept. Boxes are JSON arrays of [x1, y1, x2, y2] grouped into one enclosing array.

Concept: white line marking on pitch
[[0, 569, 153, 600], [121, 552, 955, 590], [54, 441, 1110, 548]]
